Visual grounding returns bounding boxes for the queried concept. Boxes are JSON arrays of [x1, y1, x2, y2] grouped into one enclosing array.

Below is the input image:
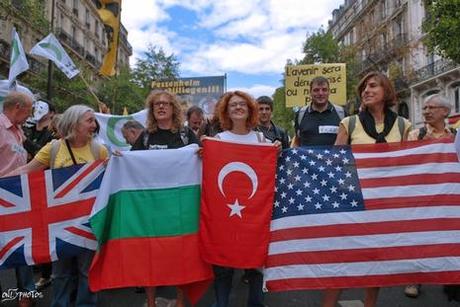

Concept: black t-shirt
[[130, 127, 199, 151], [295, 103, 342, 146]]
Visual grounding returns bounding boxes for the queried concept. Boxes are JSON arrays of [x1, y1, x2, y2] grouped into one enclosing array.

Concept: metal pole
[[46, 0, 56, 101]]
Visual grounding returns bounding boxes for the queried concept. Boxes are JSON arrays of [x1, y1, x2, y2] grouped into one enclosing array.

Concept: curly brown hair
[[357, 71, 397, 108], [217, 91, 258, 131], [145, 90, 183, 133]]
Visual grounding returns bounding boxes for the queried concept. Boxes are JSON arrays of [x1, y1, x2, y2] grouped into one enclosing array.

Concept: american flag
[[0, 161, 105, 269], [264, 139, 460, 290]]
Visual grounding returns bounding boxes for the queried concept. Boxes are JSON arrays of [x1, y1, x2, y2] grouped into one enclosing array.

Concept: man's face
[[122, 128, 142, 146], [422, 99, 449, 126], [258, 104, 272, 125], [14, 99, 33, 125], [189, 112, 204, 132], [310, 82, 330, 108]]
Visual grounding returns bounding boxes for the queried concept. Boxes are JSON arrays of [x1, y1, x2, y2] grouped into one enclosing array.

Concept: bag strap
[[397, 116, 405, 140], [333, 104, 345, 120], [90, 140, 101, 160], [347, 115, 357, 145], [296, 106, 308, 135], [418, 127, 427, 140], [65, 139, 78, 165], [49, 139, 61, 169]]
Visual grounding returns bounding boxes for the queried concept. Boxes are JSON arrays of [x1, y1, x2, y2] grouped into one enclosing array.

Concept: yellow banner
[[97, 0, 121, 77], [285, 63, 347, 108]]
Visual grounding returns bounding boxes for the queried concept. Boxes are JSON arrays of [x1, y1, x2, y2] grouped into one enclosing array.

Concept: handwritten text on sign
[[285, 64, 346, 108]]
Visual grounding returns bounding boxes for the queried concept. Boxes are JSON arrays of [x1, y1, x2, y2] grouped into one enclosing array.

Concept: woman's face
[[152, 94, 174, 122], [76, 111, 97, 138], [361, 77, 385, 108], [227, 95, 249, 123]]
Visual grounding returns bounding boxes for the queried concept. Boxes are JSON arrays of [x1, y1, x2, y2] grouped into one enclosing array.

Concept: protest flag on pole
[[8, 28, 29, 89], [97, 0, 121, 77], [30, 33, 80, 79]]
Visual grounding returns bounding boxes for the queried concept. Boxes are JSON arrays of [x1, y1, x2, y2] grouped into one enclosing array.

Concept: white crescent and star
[[217, 162, 258, 218]]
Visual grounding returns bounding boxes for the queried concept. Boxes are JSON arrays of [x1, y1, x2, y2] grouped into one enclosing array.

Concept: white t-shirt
[[216, 130, 265, 144]]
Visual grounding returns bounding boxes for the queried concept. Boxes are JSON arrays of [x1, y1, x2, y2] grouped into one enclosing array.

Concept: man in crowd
[[0, 91, 35, 307], [293, 76, 345, 146], [186, 105, 205, 137], [121, 119, 145, 147], [407, 94, 456, 142], [255, 96, 290, 149], [405, 94, 456, 299]]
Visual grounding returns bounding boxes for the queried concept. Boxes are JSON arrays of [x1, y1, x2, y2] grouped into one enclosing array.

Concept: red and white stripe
[[264, 139, 460, 291]]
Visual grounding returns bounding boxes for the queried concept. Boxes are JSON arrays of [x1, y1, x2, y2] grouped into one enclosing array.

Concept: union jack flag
[[264, 139, 460, 290], [0, 161, 105, 269]]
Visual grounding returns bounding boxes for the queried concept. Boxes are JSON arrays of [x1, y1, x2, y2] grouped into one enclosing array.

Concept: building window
[[85, 9, 90, 28], [72, 26, 76, 40], [452, 83, 460, 114]]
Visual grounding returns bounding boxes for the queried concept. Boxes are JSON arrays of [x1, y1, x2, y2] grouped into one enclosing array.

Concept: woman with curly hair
[[131, 90, 199, 151]]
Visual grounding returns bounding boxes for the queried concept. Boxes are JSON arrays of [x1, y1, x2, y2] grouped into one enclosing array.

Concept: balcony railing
[[413, 59, 458, 83]]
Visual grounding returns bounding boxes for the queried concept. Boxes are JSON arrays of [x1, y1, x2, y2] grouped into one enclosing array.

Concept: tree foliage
[[131, 44, 180, 95], [423, 0, 460, 64], [299, 28, 361, 114], [96, 67, 144, 114], [300, 28, 341, 64], [272, 86, 295, 138]]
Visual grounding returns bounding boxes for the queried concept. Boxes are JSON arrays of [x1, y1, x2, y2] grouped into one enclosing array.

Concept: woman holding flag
[[327, 72, 411, 307], [9, 105, 108, 307], [209, 90, 280, 307]]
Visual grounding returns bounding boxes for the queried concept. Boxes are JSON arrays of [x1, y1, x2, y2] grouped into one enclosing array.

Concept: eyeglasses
[[422, 105, 444, 111], [228, 101, 248, 108], [153, 101, 172, 108]]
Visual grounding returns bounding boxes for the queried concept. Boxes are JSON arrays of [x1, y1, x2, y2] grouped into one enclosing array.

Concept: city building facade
[[328, 0, 460, 127], [0, 0, 132, 80]]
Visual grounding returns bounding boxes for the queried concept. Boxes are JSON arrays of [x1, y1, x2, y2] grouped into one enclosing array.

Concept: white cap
[[32, 100, 50, 122]]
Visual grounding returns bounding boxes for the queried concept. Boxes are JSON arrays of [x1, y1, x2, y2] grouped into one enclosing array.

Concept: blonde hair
[[145, 90, 183, 133]]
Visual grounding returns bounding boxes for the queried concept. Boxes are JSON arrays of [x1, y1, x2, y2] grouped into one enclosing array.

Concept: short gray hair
[[58, 105, 94, 140], [122, 119, 144, 131], [3, 91, 33, 110], [424, 94, 452, 115]]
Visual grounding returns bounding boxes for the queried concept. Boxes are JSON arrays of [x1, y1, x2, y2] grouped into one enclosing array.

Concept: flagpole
[[78, 73, 101, 105], [46, 0, 56, 102]]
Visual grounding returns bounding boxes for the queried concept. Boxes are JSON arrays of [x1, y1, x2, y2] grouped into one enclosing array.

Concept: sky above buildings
[[121, 0, 342, 97]]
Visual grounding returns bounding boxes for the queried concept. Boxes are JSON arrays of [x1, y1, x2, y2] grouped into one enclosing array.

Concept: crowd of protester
[[0, 70, 459, 307]]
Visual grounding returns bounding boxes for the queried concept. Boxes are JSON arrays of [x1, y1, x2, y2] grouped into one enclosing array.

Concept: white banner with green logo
[[95, 109, 147, 152], [8, 28, 29, 88], [30, 33, 80, 79]]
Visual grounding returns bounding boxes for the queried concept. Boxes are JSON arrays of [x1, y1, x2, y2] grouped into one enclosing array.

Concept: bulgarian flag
[[89, 145, 213, 304]]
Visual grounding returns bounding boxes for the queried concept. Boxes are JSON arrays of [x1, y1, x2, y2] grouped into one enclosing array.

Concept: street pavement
[[1, 269, 458, 306]]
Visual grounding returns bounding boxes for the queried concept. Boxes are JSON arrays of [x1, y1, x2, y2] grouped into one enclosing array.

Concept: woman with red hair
[[211, 90, 280, 307]]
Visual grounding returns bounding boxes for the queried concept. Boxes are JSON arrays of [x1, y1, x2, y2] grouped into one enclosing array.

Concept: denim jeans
[[16, 265, 35, 291], [212, 266, 264, 307], [51, 249, 97, 307]]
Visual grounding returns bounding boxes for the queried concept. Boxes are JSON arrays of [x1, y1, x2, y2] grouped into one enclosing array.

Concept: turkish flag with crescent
[[200, 138, 277, 268]]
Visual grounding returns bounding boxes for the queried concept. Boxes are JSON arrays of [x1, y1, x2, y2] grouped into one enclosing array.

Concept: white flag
[[30, 33, 80, 79], [94, 109, 148, 152], [8, 28, 29, 88]]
